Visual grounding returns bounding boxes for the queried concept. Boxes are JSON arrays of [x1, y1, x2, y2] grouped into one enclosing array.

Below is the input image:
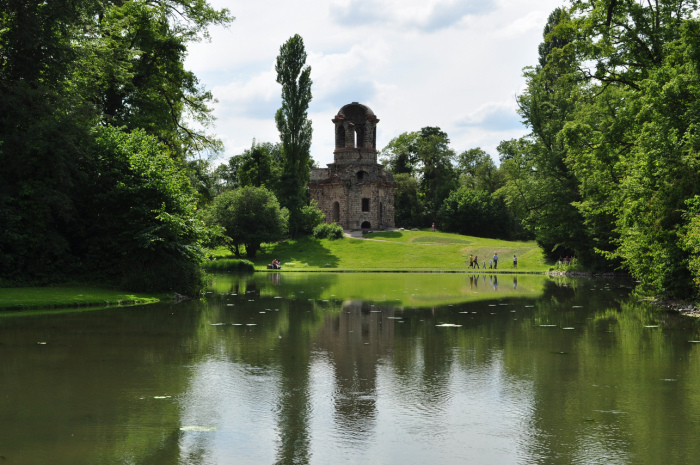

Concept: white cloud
[[329, 0, 497, 32], [184, 0, 568, 166], [213, 69, 279, 120], [499, 10, 550, 38], [456, 101, 524, 132]]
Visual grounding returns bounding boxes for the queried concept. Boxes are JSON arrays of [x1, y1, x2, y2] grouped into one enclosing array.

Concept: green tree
[[75, 0, 233, 158], [438, 188, 512, 239], [601, 19, 700, 296], [501, 0, 700, 296], [297, 200, 326, 235], [275, 34, 313, 236], [380, 127, 457, 227], [380, 131, 420, 175], [210, 186, 289, 258], [417, 127, 459, 222], [457, 148, 504, 194], [496, 7, 609, 266], [80, 126, 209, 295], [0, 0, 229, 290], [392, 173, 424, 228], [185, 158, 220, 207], [682, 197, 700, 294], [231, 141, 283, 194]]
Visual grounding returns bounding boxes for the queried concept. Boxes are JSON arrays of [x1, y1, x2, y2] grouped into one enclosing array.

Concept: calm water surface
[[1, 273, 700, 465]]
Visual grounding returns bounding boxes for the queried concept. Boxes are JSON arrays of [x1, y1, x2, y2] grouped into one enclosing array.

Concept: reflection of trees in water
[[210, 272, 340, 301], [184, 275, 700, 464], [274, 299, 313, 465], [315, 301, 395, 442]]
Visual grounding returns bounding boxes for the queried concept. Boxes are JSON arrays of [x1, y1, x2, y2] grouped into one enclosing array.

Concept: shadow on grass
[[255, 236, 341, 269], [365, 231, 403, 239]]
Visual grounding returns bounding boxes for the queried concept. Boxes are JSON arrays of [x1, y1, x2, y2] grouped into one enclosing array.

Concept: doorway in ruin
[[331, 201, 340, 223], [361, 221, 371, 229]]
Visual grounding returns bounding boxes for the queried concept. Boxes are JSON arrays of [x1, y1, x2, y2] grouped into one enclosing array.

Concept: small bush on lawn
[[201, 259, 255, 272], [313, 223, 344, 240]]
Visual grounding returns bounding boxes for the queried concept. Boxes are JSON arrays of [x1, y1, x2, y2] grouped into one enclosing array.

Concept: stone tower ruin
[[309, 102, 395, 230]]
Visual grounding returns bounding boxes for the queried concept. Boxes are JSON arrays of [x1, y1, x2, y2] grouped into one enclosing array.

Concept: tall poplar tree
[[275, 34, 313, 236]]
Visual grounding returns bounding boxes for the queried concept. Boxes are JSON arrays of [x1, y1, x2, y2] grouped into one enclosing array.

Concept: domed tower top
[[332, 102, 379, 151]]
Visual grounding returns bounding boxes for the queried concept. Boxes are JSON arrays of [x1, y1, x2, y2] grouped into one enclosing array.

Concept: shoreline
[[653, 299, 700, 318], [3, 271, 698, 317]]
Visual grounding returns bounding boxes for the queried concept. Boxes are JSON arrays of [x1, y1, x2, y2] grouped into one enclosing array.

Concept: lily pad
[[180, 426, 218, 432]]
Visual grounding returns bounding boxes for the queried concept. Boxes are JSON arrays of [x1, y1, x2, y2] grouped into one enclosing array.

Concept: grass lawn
[[212, 229, 550, 272], [0, 286, 166, 311]]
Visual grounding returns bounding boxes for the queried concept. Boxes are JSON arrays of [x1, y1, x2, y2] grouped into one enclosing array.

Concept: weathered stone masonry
[[309, 103, 395, 230]]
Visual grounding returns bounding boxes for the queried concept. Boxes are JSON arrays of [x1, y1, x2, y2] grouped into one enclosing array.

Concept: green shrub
[[201, 258, 255, 272], [298, 200, 326, 234], [313, 222, 344, 240]]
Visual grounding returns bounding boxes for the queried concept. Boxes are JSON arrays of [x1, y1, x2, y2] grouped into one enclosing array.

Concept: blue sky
[[185, 0, 568, 167]]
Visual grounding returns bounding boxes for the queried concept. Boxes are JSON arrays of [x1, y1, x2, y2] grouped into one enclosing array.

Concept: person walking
[[493, 253, 498, 269], [473, 255, 479, 269], [513, 255, 517, 269], [468, 254, 474, 268]]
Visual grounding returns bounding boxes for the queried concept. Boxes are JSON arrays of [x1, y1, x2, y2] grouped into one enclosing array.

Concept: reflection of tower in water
[[316, 300, 395, 442]]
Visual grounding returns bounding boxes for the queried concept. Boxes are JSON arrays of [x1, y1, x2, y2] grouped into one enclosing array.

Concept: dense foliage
[[0, 0, 232, 293], [438, 188, 512, 239], [81, 126, 210, 295], [498, 0, 700, 297]]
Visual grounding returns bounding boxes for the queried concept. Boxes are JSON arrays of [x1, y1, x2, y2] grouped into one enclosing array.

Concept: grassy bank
[[1, 231, 549, 311], [211, 229, 550, 272], [0, 286, 167, 311]]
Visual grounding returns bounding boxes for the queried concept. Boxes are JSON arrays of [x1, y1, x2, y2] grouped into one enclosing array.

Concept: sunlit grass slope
[[212, 229, 549, 272]]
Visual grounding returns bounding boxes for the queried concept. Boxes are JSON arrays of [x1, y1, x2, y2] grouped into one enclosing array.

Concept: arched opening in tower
[[336, 125, 345, 149]]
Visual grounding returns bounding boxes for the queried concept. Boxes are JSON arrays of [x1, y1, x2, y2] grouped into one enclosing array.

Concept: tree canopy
[[209, 186, 289, 258], [0, 0, 232, 293]]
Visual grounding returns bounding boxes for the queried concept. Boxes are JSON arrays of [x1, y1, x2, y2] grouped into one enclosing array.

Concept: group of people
[[557, 256, 573, 268], [268, 259, 281, 270], [468, 253, 518, 269]]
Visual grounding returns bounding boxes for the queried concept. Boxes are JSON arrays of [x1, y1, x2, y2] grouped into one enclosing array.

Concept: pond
[[1, 273, 700, 465]]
